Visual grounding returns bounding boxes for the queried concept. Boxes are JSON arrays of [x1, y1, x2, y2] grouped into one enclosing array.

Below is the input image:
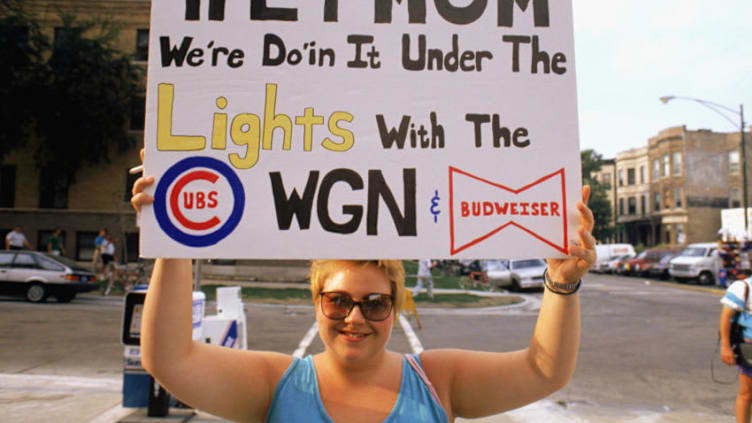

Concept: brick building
[[607, 125, 752, 248], [0, 0, 150, 262]]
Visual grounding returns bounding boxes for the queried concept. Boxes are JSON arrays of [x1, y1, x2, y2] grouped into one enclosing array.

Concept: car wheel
[[698, 271, 714, 286], [57, 292, 76, 303], [512, 279, 521, 292], [26, 283, 47, 303]]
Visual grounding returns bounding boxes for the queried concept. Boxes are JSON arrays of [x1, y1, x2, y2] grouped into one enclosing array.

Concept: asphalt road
[[0, 273, 738, 422]]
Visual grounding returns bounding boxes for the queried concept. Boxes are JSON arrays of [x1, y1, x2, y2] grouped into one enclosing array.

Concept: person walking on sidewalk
[[47, 228, 66, 256], [720, 278, 752, 423], [412, 259, 436, 300], [5, 226, 32, 251]]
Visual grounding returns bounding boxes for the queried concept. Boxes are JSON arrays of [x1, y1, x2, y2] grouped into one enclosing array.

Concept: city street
[[0, 273, 738, 422]]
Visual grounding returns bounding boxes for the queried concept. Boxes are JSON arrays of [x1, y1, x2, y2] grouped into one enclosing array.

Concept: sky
[[572, 0, 752, 159]]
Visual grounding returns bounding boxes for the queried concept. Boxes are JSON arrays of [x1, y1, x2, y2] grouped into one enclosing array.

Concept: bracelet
[[543, 268, 581, 296]]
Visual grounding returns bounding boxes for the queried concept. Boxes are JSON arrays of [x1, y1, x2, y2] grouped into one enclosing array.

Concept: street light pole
[[660, 96, 749, 235]]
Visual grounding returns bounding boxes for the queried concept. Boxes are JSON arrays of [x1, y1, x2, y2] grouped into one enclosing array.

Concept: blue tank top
[[266, 354, 449, 422]]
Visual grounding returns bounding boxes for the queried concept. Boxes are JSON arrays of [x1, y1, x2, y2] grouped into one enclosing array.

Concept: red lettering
[[520, 202, 530, 215], [472, 202, 481, 216], [550, 202, 560, 216], [495, 202, 508, 214], [196, 192, 206, 209], [510, 203, 518, 215], [531, 202, 539, 216], [541, 203, 548, 216], [461, 201, 469, 217], [208, 191, 218, 208], [483, 201, 493, 216], [183, 192, 194, 209]]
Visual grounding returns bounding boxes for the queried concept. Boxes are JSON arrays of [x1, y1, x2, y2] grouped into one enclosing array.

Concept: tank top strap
[[404, 354, 444, 412]]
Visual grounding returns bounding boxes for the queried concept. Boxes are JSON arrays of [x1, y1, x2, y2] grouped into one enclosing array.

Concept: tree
[[0, 0, 49, 163], [581, 149, 617, 243], [0, 4, 143, 203]]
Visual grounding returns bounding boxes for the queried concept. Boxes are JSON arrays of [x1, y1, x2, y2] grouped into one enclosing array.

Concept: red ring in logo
[[169, 170, 221, 231]]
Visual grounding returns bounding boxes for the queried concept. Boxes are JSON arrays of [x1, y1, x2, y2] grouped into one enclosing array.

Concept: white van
[[668, 242, 721, 285], [593, 244, 636, 273]]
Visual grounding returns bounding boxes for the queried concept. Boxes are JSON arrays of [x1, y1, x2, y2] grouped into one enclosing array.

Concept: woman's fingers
[[131, 175, 155, 213]]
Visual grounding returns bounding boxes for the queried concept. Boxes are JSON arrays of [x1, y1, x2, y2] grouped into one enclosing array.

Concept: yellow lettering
[[262, 83, 293, 151], [157, 83, 205, 151], [212, 97, 228, 150], [229, 113, 261, 169], [322, 111, 354, 152], [295, 107, 324, 152]]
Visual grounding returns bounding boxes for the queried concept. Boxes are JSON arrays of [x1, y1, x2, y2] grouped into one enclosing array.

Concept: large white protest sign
[[139, 0, 582, 259]]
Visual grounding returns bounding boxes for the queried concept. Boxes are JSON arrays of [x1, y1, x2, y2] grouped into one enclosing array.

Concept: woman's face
[[315, 262, 394, 364]]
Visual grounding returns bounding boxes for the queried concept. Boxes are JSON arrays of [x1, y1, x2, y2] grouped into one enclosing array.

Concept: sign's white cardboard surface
[[139, 1, 582, 259]]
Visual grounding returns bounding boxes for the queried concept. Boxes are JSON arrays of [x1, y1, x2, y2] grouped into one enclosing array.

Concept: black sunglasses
[[319, 291, 394, 321]]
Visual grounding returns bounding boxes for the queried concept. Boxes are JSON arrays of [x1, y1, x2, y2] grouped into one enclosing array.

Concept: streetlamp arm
[[661, 95, 741, 129]]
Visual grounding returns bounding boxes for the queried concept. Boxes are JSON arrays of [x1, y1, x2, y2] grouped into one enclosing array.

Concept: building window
[[628, 197, 636, 215], [130, 96, 145, 130], [640, 166, 645, 184], [125, 232, 139, 262], [665, 228, 672, 244], [124, 169, 140, 202], [674, 188, 683, 208], [653, 159, 660, 180], [619, 198, 624, 216], [676, 223, 686, 244], [0, 165, 16, 207], [731, 188, 742, 208], [662, 154, 670, 177], [627, 168, 635, 185], [672, 152, 682, 175], [601, 173, 611, 187], [664, 190, 672, 209], [730, 150, 740, 174], [76, 231, 97, 261], [136, 28, 149, 61], [618, 169, 624, 187], [654, 192, 660, 211], [640, 195, 646, 215], [39, 168, 69, 209]]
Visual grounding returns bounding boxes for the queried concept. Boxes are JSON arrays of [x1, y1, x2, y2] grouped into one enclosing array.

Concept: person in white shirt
[[101, 236, 117, 295], [412, 259, 436, 300], [6, 226, 32, 250]]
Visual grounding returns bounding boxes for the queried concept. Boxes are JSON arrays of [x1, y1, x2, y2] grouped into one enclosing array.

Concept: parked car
[[593, 244, 636, 273], [669, 242, 720, 285], [648, 251, 682, 280], [0, 251, 98, 303], [624, 248, 682, 277], [484, 258, 546, 290], [604, 254, 634, 274]]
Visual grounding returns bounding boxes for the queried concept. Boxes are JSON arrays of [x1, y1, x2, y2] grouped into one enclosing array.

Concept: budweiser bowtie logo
[[448, 167, 569, 255]]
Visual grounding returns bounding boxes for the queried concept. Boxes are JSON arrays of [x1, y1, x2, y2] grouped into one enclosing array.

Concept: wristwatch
[[543, 269, 581, 294]]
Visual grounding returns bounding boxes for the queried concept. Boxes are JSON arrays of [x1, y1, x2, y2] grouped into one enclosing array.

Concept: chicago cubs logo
[[154, 157, 245, 247]]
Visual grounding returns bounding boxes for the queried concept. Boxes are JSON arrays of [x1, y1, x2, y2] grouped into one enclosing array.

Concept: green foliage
[[581, 149, 616, 243], [0, 3, 142, 184]]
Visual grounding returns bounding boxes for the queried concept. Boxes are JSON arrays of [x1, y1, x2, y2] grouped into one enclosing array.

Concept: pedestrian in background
[[412, 259, 436, 300], [720, 278, 752, 422], [101, 235, 117, 295], [5, 226, 32, 250], [92, 228, 107, 280], [47, 227, 66, 256]]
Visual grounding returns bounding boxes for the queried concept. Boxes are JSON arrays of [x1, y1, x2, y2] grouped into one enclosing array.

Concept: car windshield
[[635, 251, 648, 259], [511, 259, 546, 270], [680, 247, 707, 257], [659, 254, 674, 264], [43, 253, 90, 272], [484, 260, 508, 271]]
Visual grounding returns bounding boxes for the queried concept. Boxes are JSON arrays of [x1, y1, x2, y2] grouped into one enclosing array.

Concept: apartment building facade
[[0, 0, 150, 262], [610, 125, 752, 248]]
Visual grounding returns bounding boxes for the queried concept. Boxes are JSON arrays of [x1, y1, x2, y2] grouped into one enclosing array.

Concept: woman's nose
[[344, 303, 367, 324]]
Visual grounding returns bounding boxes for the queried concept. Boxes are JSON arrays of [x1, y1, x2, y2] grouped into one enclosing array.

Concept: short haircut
[[309, 260, 406, 316]]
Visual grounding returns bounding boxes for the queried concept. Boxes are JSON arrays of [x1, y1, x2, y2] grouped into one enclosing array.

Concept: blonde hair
[[309, 260, 406, 316]]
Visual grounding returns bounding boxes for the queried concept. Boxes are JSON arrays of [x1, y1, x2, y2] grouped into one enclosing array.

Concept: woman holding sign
[[131, 150, 596, 422]]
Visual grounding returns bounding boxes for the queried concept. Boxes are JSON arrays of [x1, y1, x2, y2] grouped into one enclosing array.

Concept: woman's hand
[[546, 185, 596, 284], [721, 344, 736, 366], [131, 148, 155, 213]]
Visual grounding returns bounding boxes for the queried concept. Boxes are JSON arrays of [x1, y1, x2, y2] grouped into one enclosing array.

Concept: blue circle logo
[[154, 157, 245, 247]]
